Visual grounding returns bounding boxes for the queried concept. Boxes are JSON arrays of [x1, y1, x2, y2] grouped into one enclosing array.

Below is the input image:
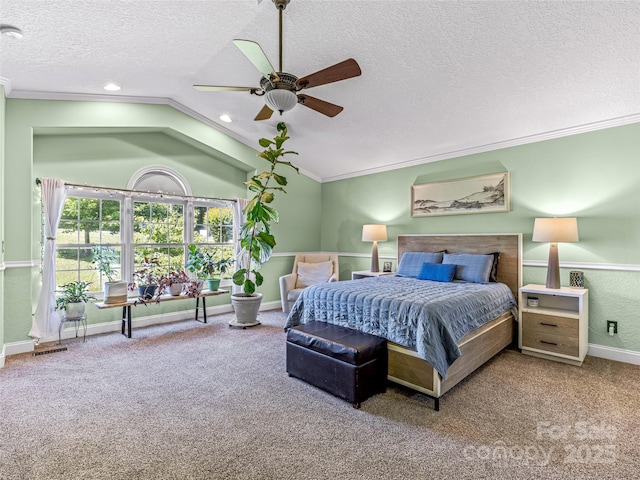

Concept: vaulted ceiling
[[1, 0, 639, 182]]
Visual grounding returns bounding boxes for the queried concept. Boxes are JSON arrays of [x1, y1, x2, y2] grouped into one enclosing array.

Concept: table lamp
[[362, 224, 387, 272], [532, 217, 579, 289]]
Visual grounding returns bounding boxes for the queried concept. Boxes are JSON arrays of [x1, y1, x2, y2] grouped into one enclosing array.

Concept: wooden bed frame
[[387, 234, 522, 410]]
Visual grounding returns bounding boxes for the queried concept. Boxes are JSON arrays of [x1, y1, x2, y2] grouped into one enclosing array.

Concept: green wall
[[321, 123, 640, 354], [0, 85, 5, 358], [1, 98, 321, 345], [2, 93, 638, 360]]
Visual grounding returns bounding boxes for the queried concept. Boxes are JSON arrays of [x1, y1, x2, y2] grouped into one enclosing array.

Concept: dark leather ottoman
[[286, 321, 387, 408]]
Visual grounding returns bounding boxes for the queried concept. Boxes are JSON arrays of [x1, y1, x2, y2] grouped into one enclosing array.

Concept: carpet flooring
[[1, 310, 638, 480]]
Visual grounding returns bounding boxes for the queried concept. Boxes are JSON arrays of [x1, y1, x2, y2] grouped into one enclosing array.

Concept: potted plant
[[185, 244, 206, 293], [186, 245, 233, 291], [56, 281, 97, 320], [91, 246, 128, 304], [203, 254, 234, 291], [158, 270, 190, 296], [231, 122, 298, 327], [131, 256, 161, 299]]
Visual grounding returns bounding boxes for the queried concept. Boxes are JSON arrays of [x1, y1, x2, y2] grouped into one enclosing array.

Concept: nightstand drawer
[[522, 312, 578, 337], [522, 330, 579, 357]]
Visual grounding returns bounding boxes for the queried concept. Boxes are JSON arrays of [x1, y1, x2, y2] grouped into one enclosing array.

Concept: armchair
[[279, 254, 339, 313]]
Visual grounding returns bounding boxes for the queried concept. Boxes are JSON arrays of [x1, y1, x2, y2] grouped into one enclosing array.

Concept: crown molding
[[6, 89, 636, 185], [6, 89, 322, 183], [0, 76, 12, 95], [321, 113, 640, 183]]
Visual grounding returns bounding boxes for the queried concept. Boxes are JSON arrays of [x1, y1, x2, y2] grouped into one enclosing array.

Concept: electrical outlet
[[607, 321, 618, 334]]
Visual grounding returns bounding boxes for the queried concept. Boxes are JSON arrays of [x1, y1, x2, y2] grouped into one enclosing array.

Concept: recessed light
[[103, 83, 121, 92], [219, 114, 232, 123], [1, 26, 23, 39]]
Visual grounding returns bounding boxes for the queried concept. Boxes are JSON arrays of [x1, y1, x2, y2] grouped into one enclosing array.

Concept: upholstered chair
[[279, 254, 339, 313]]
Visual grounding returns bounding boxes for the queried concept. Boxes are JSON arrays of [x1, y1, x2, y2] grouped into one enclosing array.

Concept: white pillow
[[295, 261, 333, 289]]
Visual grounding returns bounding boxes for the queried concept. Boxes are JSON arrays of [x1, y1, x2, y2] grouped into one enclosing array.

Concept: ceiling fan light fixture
[[264, 88, 297, 114], [0, 26, 23, 39]]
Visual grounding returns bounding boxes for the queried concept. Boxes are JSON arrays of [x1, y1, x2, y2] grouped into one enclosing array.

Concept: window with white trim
[[54, 175, 235, 293], [56, 194, 123, 288], [192, 204, 235, 279]]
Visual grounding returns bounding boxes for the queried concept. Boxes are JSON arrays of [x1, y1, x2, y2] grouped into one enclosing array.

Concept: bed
[[285, 233, 522, 408]]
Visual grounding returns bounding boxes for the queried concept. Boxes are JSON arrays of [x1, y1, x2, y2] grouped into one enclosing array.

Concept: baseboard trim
[[587, 343, 640, 366], [1, 300, 283, 365]]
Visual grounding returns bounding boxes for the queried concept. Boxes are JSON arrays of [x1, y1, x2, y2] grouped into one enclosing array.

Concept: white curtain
[[231, 198, 248, 294], [30, 178, 67, 340]]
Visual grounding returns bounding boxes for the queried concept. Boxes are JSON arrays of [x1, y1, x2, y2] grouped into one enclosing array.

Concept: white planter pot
[[104, 281, 129, 304], [169, 283, 183, 296], [65, 302, 86, 320], [229, 293, 262, 328]]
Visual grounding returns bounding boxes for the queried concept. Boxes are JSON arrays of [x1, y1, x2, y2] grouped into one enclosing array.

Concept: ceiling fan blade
[[254, 104, 274, 121], [295, 58, 361, 90], [233, 39, 279, 81], [193, 85, 258, 92], [297, 94, 344, 117]]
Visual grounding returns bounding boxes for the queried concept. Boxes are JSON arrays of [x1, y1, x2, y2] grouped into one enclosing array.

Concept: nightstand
[[351, 270, 394, 280], [518, 284, 589, 366]]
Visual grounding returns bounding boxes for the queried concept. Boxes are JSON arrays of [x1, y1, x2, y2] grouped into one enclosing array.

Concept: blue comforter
[[285, 276, 517, 379]]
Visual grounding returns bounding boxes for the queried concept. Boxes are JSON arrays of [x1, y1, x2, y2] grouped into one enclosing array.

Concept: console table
[[95, 289, 228, 338]]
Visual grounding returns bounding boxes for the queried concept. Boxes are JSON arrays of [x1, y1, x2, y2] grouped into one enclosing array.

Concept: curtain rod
[[35, 178, 236, 204]]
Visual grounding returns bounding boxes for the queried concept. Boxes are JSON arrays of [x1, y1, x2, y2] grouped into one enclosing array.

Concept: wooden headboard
[[397, 234, 522, 300]]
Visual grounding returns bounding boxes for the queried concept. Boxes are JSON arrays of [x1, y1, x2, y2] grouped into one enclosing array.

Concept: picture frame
[[383, 261, 392, 273], [411, 172, 510, 217]]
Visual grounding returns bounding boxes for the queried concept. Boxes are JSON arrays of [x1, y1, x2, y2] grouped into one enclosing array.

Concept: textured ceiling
[[1, 0, 639, 182]]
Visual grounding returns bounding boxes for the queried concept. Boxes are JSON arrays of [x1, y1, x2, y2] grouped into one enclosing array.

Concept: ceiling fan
[[194, 0, 362, 121]]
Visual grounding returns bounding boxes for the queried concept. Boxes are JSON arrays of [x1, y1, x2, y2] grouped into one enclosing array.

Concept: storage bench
[[286, 321, 387, 408]]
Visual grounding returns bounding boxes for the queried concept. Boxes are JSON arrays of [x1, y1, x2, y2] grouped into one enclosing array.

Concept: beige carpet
[[1, 310, 638, 480]]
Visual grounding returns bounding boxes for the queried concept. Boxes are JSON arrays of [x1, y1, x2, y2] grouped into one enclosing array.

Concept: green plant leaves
[[234, 122, 298, 294]]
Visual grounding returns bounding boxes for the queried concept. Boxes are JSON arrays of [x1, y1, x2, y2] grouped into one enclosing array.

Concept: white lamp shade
[[264, 89, 297, 113], [532, 217, 579, 243], [362, 224, 387, 242]]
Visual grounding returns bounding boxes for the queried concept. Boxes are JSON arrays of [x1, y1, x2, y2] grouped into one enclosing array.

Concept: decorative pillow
[[442, 253, 494, 283], [295, 261, 333, 289], [396, 252, 444, 278], [417, 263, 457, 282]]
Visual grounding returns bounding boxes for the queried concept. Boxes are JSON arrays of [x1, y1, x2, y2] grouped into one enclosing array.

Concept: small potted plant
[[202, 253, 234, 291], [131, 256, 160, 299], [158, 270, 190, 296], [186, 245, 231, 291], [91, 246, 129, 304], [185, 244, 206, 291], [56, 281, 97, 319]]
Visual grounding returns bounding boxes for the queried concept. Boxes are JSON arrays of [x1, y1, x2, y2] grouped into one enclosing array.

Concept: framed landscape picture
[[411, 172, 510, 217]]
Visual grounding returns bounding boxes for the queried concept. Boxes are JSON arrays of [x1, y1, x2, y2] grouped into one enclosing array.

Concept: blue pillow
[[396, 252, 444, 278], [417, 263, 457, 282], [442, 253, 494, 283]]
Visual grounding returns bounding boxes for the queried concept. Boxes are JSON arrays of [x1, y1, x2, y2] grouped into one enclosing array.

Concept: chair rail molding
[[3, 259, 42, 269]]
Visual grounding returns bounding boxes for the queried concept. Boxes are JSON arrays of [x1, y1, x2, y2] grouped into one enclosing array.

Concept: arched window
[[54, 168, 234, 294]]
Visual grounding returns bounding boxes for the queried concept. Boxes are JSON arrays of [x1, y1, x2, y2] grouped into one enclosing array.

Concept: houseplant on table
[[91, 246, 128, 304], [55, 281, 97, 320], [157, 269, 190, 296], [131, 256, 161, 299], [204, 255, 234, 291], [186, 245, 234, 292], [231, 122, 298, 327]]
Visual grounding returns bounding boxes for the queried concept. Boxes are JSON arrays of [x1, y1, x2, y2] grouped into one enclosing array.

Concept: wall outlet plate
[[607, 320, 618, 334]]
